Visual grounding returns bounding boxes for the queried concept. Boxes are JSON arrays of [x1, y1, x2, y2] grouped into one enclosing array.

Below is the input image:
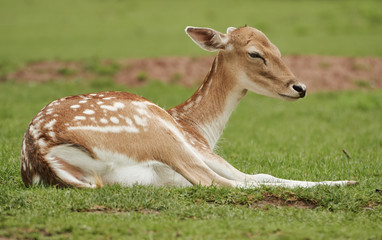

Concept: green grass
[[1, 0, 382, 62], [1, 1, 381, 238], [0, 80, 381, 239]]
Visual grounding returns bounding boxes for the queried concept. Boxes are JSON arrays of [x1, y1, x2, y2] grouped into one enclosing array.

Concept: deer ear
[[185, 26, 228, 52], [226, 27, 236, 34]]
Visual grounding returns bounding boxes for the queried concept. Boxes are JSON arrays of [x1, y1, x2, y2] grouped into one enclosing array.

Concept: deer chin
[[277, 93, 302, 101]]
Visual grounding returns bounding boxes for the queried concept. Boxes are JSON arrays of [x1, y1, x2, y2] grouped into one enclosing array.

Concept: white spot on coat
[[38, 138, 47, 148], [183, 102, 193, 111], [32, 175, 41, 185], [22, 139, 26, 155], [131, 101, 146, 107], [74, 116, 86, 121], [110, 117, 119, 124], [195, 95, 202, 104], [68, 125, 139, 133], [44, 119, 57, 130], [100, 118, 108, 124], [70, 105, 80, 109], [136, 108, 150, 118], [100, 102, 125, 111], [83, 109, 95, 115], [125, 117, 133, 125], [133, 115, 147, 127], [33, 115, 43, 123], [49, 131, 56, 139], [171, 111, 178, 118], [46, 108, 54, 115]]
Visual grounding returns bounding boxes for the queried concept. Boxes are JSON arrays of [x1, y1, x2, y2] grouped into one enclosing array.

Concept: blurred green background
[[1, 0, 382, 61]]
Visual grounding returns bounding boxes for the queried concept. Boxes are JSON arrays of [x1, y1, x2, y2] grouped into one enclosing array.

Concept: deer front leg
[[156, 140, 244, 188], [250, 174, 357, 187], [199, 151, 357, 188], [200, 150, 253, 183]]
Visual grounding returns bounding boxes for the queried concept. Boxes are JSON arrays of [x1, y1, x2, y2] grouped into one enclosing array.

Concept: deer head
[[186, 26, 306, 100]]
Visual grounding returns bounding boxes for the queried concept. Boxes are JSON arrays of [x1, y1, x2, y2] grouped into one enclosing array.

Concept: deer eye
[[248, 52, 267, 65]]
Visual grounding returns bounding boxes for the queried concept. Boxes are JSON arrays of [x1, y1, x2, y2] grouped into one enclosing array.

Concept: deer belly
[[46, 144, 191, 187], [102, 160, 192, 187]]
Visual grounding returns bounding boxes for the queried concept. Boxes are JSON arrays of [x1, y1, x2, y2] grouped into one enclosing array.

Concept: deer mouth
[[278, 93, 302, 100]]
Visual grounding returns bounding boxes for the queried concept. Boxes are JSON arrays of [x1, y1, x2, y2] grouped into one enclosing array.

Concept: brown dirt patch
[[0, 228, 55, 239], [75, 205, 160, 214], [251, 192, 317, 209], [116, 56, 214, 87], [5, 61, 92, 83], [4, 55, 382, 92]]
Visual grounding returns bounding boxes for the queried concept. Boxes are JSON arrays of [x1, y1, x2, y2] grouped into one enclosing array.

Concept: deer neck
[[168, 53, 247, 150]]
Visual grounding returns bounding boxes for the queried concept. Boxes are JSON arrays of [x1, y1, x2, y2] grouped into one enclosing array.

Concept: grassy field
[[0, 0, 382, 62], [0, 80, 381, 239], [1, 0, 382, 239]]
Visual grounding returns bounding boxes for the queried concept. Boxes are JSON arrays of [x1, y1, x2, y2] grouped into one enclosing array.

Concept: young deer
[[20, 26, 356, 188]]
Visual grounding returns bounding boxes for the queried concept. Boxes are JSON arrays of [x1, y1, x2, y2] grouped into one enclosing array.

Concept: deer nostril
[[292, 84, 306, 97], [292, 84, 304, 93]]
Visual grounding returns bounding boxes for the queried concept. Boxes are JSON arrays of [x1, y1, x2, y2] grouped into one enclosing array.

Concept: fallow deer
[[20, 26, 357, 188]]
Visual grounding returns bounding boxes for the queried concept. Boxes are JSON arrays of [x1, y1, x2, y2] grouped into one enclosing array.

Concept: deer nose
[[292, 84, 306, 97]]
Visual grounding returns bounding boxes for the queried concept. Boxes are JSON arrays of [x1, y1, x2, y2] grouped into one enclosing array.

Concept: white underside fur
[[46, 144, 192, 187]]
